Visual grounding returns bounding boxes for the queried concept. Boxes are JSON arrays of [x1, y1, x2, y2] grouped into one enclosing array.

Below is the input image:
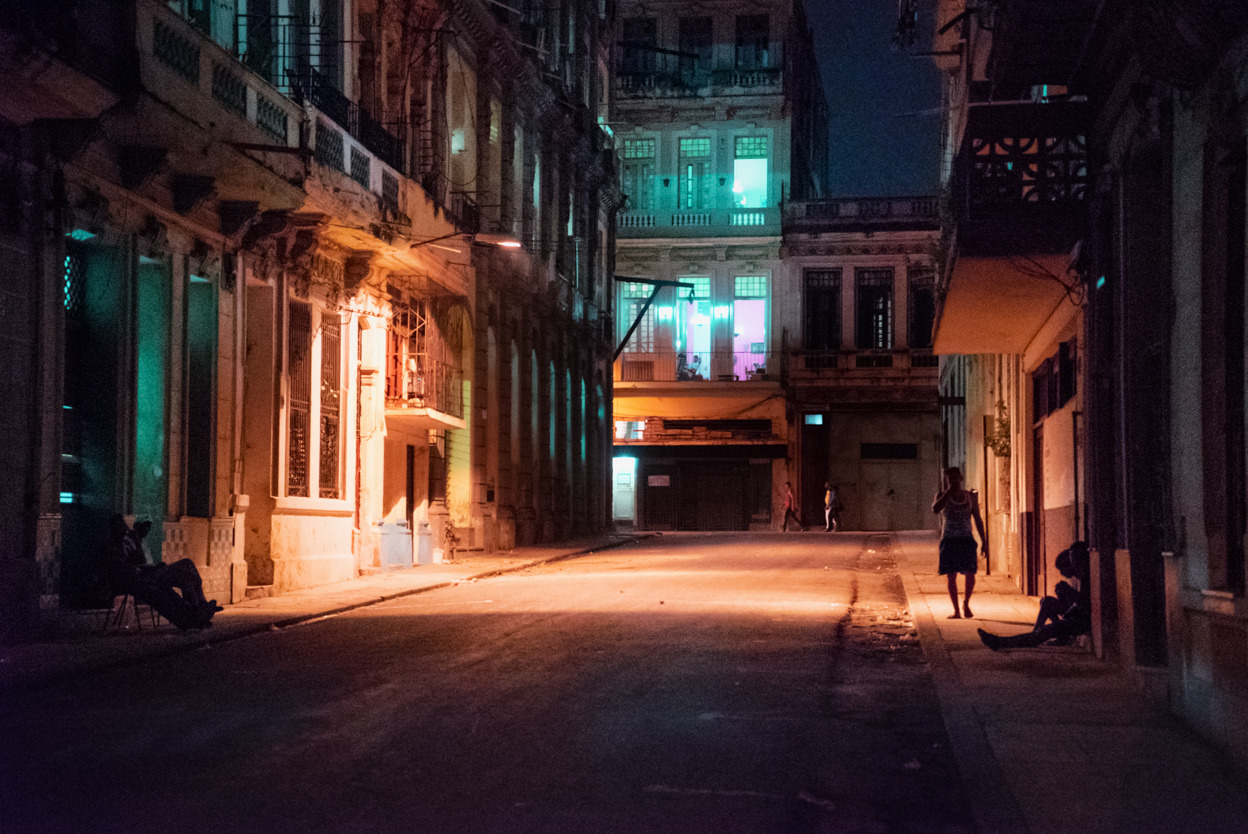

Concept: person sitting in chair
[[103, 515, 221, 630], [978, 542, 1091, 651]]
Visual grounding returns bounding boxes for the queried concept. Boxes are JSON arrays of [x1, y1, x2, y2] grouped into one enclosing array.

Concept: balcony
[[784, 197, 939, 234], [384, 355, 465, 431], [289, 60, 405, 174], [784, 349, 939, 382], [615, 351, 779, 384], [0, 2, 123, 124], [936, 99, 1089, 355], [617, 207, 781, 238], [617, 54, 783, 100], [952, 100, 1088, 258]]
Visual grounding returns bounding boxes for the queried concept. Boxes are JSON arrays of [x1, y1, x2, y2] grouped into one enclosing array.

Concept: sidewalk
[[892, 531, 1248, 834], [0, 533, 651, 694]]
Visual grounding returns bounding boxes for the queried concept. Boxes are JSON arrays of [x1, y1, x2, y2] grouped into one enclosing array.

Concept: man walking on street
[[782, 482, 803, 532]]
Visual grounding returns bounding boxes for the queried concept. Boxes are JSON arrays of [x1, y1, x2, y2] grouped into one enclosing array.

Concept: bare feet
[[947, 612, 962, 619], [963, 604, 973, 618]]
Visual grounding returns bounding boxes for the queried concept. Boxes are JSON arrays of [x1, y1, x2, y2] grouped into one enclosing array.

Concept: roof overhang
[[933, 254, 1073, 355]]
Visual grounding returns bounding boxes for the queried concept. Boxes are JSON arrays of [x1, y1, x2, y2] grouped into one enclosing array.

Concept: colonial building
[[782, 196, 943, 532], [917, 0, 1248, 770], [610, 0, 829, 530], [0, 0, 616, 639]]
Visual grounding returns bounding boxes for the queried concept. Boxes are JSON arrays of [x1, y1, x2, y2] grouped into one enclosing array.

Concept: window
[[620, 282, 657, 352], [861, 443, 919, 460], [733, 136, 768, 208], [856, 269, 894, 349], [1032, 339, 1077, 423], [803, 270, 841, 352], [622, 18, 657, 75], [733, 276, 768, 379], [735, 15, 769, 70], [678, 138, 712, 210], [319, 316, 342, 499], [1201, 135, 1247, 592], [909, 269, 936, 349], [622, 138, 656, 211], [677, 276, 711, 376], [679, 17, 713, 83], [287, 301, 312, 496]]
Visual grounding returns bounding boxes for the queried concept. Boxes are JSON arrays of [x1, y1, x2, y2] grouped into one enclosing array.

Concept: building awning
[[612, 392, 784, 421], [933, 254, 1074, 355]]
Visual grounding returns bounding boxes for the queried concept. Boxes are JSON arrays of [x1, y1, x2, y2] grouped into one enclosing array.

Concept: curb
[[889, 533, 1029, 834], [7, 533, 657, 694]]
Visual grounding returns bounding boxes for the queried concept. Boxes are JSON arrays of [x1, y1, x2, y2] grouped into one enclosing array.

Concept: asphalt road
[[2, 532, 972, 834]]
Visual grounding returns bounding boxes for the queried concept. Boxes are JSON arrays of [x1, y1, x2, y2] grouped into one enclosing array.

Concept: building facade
[[919, 0, 1248, 769], [0, 0, 616, 639], [609, 0, 829, 531], [782, 197, 943, 532]]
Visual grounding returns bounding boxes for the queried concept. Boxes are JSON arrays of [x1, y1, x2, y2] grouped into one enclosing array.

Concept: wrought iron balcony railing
[[783, 196, 939, 232], [614, 350, 777, 384], [385, 354, 464, 418]]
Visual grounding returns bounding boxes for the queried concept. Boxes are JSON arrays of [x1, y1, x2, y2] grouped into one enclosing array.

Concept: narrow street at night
[[3, 534, 970, 834]]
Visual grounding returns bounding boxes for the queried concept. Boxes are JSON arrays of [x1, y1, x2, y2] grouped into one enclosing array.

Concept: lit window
[[733, 276, 768, 379], [733, 137, 768, 208], [678, 137, 712, 210], [677, 276, 711, 361], [622, 139, 656, 212]]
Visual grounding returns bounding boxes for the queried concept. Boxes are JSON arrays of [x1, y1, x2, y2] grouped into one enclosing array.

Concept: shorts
[[938, 536, 979, 575]]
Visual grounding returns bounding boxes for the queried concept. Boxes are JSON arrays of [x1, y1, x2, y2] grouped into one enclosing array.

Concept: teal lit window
[[678, 137, 712, 210], [804, 414, 824, 426], [733, 137, 769, 208]]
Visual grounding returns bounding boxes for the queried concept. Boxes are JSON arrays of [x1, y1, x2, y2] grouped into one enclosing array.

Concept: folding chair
[[103, 591, 163, 632]]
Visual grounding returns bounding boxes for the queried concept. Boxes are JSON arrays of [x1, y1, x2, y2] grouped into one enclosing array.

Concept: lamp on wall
[[408, 231, 522, 252]]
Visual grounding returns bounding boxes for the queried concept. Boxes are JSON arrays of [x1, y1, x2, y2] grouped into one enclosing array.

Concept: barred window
[[287, 301, 312, 496], [803, 269, 841, 352], [319, 317, 341, 499], [856, 269, 894, 350]]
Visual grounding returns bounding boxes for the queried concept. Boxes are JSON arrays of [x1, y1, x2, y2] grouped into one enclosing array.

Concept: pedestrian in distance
[[781, 481, 803, 532], [824, 481, 844, 532], [933, 466, 987, 618]]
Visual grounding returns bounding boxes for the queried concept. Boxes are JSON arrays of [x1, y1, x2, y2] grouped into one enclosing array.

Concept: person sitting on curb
[[978, 542, 1091, 651], [103, 515, 222, 631]]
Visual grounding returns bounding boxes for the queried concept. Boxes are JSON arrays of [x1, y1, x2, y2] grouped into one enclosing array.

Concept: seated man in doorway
[[978, 542, 1091, 651], [103, 515, 222, 630]]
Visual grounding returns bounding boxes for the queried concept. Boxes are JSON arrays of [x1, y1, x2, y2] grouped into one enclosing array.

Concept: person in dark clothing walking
[[933, 467, 987, 618], [781, 482, 803, 531]]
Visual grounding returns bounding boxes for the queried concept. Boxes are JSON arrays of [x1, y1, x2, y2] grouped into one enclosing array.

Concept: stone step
[[244, 585, 275, 600]]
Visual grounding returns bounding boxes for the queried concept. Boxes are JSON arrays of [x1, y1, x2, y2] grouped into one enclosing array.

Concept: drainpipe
[[1073, 409, 1083, 542], [982, 413, 992, 576]]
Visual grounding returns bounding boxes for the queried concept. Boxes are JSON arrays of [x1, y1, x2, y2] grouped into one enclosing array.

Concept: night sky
[[805, 0, 942, 198]]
